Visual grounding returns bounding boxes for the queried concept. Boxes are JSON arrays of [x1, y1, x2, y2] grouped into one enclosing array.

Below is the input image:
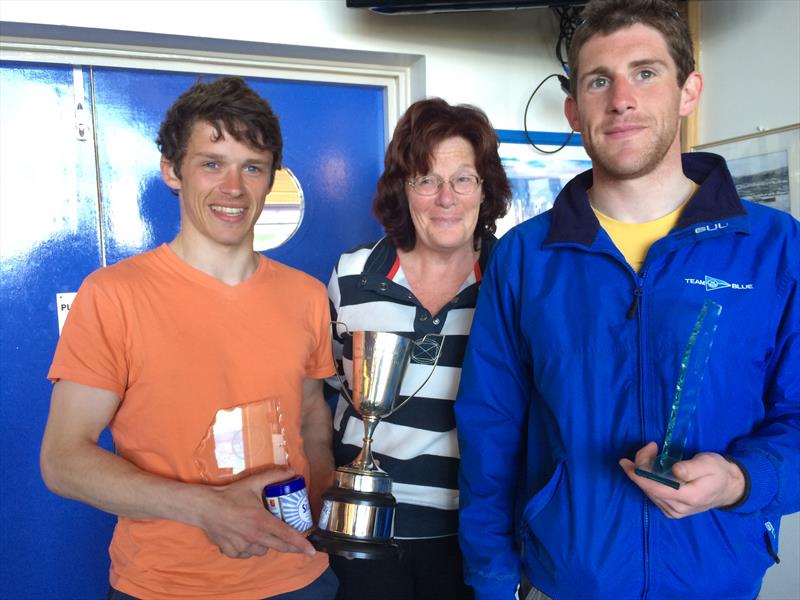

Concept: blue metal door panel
[[0, 62, 115, 599], [254, 77, 387, 281], [92, 68, 386, 282]]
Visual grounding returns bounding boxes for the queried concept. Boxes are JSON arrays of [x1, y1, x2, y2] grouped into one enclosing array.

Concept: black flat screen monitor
[[346, 0, 583, 14]]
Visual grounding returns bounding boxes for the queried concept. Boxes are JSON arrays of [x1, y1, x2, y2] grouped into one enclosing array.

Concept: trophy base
[[309, 528, 401, 560], [635, 463, 682, 490], [313, 470, 399, 560]]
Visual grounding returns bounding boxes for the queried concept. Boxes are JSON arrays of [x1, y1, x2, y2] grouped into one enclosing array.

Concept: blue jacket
[[456, 153, 800, 600]]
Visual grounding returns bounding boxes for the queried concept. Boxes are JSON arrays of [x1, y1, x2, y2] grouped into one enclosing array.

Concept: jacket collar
[[544, 152, 748, 247]]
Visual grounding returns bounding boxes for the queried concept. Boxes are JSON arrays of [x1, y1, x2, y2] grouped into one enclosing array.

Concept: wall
[[700, 3, 800, 598], [699, 0, 800, 144]]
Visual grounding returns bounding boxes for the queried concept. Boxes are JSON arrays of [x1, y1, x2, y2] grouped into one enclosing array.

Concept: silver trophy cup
[[309, 329, 441, 559]]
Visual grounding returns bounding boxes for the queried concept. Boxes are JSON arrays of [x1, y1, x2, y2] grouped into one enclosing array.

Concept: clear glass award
[[194, 397, 288, 484], [635, 300, 723, 489]]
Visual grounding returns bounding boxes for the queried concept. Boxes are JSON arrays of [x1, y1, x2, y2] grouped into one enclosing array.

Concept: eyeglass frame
[[405, 174, 483, 196]]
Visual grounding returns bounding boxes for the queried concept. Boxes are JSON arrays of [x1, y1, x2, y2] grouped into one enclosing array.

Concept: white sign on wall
[[56, 292, 77, 335]]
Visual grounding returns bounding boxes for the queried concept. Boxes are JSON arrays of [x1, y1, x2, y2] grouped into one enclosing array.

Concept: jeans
[[330, 536, 473, 600]]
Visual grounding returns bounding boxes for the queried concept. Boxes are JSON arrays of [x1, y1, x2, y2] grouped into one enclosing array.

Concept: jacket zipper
[[634, 269, 651, 599], [627, 286, 642, 320], [765, 521, 781, 564]]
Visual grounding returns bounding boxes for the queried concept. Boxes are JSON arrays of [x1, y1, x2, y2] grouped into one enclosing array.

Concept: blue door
[[0, 61, 115, 599], [0, 61, 385, 599]]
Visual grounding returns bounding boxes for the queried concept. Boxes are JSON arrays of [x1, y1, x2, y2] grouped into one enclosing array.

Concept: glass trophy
[[635, 300, 723, 489], [194, 397, 288, 484]]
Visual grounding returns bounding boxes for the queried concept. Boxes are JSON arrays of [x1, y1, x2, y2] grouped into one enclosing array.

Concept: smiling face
[[161, 120, 274, 254], [406, 136, 483, 256], [565, 23, 701, 182]]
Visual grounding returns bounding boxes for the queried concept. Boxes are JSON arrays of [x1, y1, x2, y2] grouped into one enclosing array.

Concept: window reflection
[[254, 167, 304, 251]]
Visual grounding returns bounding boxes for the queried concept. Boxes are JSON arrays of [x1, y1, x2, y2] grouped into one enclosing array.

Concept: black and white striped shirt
[[327, 235, 495, 538]]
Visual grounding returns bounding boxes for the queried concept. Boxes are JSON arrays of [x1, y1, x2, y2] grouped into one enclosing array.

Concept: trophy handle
[[386, 333, 444, 416], [331, 320, 354, 407]]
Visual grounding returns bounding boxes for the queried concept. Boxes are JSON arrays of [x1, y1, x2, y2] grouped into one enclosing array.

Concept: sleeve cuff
[[464, 566, 520, 600], [722, 449, 779, 513]]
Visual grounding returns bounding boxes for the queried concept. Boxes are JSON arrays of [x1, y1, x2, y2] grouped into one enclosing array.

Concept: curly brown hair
[[568, 0, 695, 97], [373, 98, 510, 252], [156, 76, 282, 183]]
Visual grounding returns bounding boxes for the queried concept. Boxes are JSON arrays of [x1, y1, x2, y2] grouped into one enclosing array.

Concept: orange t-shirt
[[49, 244, 335, 599]]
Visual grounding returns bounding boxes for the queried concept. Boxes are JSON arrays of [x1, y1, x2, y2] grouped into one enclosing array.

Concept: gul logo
[[694, 222, 729, 234], [684, 275, 753, 292]]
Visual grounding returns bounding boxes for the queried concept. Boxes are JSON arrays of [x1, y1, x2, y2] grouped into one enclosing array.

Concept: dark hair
[[568, 0, 695, 97], [373, 98, 510, 251], [156, 76, 282, 182]]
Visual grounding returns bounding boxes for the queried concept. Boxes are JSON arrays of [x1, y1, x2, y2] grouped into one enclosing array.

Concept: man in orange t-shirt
[[41, 76, 338, 599]]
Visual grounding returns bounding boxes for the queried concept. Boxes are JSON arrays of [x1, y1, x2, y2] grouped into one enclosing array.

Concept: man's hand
[[196, 468, 317, 559], [619, 441, 746, 518]]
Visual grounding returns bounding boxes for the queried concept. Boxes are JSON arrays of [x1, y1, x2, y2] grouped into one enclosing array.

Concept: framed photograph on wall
[[495, 129, 591, 238], [692, 124, 800, 219]]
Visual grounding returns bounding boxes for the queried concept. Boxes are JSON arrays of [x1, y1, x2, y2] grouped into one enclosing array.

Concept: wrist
[[720, 455, 748, 510], [179, 482, 217, 530]]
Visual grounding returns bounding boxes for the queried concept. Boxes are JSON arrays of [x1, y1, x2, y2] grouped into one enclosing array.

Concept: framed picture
[[692, 124, 800, 219], [495, 129, 591, 237]]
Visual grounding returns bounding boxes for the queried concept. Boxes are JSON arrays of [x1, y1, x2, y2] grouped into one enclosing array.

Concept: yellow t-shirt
[[592, 185, 697, 272], [49, 244, 334, 599]]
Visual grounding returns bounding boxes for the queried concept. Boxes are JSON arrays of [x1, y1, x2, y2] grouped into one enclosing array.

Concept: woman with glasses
[[327, 98, 511, 600]]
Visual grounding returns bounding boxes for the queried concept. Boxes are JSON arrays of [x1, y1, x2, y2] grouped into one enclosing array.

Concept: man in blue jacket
[[455, 1, 800, 598]]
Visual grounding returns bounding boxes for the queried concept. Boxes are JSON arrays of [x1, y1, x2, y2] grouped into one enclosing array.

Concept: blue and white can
[[263, 476, 313, 532]]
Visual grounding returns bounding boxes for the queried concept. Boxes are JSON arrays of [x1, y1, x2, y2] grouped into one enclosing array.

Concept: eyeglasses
[[406, 174, 483, 196]]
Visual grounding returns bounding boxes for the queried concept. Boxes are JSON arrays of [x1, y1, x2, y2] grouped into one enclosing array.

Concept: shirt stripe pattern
[[327, 236, 494, 538]]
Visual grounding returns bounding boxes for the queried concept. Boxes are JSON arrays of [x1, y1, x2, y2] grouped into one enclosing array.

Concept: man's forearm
[[41, 428, 312, 558], [41, 377, 325, 559], [41, 434, 211, 527], [41, 380, 213, 527]]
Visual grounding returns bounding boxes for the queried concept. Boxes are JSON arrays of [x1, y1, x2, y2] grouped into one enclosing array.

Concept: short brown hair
[[568, 0, 695, 97], [373, 98, 510, 251], [156, 76, 282, 183]]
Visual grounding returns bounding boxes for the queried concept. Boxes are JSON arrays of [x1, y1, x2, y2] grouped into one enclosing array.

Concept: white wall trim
[[0, 30, 421, 143]]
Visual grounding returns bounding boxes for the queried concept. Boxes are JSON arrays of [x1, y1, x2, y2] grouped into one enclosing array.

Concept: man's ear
[[160, 157, 181, 191], [564, 95, 581, 132], [679, 71, 703, 118]]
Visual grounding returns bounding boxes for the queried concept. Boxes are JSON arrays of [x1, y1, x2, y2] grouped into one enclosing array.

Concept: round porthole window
[[253, 167, 304, 251]]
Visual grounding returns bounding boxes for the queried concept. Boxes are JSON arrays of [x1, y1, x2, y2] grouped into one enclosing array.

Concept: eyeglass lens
[[411, 175, 480, 195]]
